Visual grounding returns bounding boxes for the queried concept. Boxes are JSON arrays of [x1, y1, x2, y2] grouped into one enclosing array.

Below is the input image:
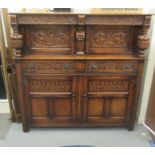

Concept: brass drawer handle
[[91, 64, 97, 70], [29, 64, 35, 70], [124, 65, 131, 69], [64, 64, 70, 69]]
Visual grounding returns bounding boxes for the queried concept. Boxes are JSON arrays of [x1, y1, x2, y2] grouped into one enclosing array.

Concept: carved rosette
[[10, 15, 23, 57]]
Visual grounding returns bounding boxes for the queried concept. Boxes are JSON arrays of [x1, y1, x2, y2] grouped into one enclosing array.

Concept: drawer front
[[84, 61, 139, 74], [22, 61, 78, 73]]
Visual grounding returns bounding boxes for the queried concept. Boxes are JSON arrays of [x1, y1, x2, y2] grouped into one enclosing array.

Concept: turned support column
[[137, 16, 151, 57], [10, 15, 23, 57]]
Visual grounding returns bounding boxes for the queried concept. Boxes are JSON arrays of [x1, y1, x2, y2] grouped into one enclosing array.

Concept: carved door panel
[[21, 25, 75, 55], [82, 76, 135, 126], [86, 26, 134, 55], [23, 75, 77, 126]]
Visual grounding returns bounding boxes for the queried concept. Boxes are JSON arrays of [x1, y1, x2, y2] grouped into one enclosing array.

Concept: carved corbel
[[10, 15, 23, 57], [137, 16, 151, 57], [76, 15, 86, 55]]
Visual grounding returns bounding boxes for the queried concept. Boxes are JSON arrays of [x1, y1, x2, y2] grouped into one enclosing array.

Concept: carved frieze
[[30, 80, 71, 92], [17, 14, 77, 25], [30, 29, 71, 48], [88, 80, 129, 92], [86, 16, 145, 25], [91, 30, 130, 48]]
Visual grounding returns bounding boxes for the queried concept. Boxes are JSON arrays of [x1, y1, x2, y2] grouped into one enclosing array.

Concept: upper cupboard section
[[11, 14, 151, 56], [20, 25, 137, 55]]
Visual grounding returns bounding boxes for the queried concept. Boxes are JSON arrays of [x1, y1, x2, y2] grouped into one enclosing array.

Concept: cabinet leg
[[23, 125, 29, 132], [127, 125, 134, 131]]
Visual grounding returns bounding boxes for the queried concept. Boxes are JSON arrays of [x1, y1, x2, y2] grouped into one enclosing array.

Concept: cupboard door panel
[[86, 26, 134, 55], [110, 98, 127, 117], [24, 75, 76, 126], [87, 98, 104, 117], [23, 25, 75, 54], [53, 98, 71, 117], [31, 98, 48, 117], [83, 75, 135, 126]]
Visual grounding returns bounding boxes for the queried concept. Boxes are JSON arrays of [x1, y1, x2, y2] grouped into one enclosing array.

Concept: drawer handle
[[29, 64, 35, 69], [64, 64, 70, 69], [91, 64, 97, 70], [124, 65, 131, 69]]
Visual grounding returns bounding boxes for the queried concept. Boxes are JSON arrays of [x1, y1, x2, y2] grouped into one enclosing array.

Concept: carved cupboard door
[[86, 26, 134, 55], [23, 75, 77, 127], [82, 76, 135, 127]]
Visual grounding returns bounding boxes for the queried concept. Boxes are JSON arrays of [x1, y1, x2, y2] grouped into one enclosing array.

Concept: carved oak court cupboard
[[10, 11, 151, 132]]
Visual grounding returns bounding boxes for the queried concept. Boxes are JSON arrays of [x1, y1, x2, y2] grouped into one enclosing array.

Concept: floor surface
[[0, 122, 152, 147]]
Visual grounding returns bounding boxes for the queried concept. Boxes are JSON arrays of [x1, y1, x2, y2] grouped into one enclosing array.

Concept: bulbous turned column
[[10, 34, 23, 57], [137, 33, 150, 57], [10, 15, 23, 57]]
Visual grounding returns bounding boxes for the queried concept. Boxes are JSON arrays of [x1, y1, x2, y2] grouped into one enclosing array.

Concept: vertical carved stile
[[76, 15, 86, 55], [10, 15, 23, 57]]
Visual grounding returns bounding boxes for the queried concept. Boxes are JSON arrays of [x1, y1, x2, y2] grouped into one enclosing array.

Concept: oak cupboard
[[10, 11, 151, 132]]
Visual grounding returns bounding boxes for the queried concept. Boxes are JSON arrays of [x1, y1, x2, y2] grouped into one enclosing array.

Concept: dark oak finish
[[10, 11, 151, 132]]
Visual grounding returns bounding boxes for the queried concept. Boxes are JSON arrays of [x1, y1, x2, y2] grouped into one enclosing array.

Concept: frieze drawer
[[22, 61, 78, 73], [84, 61, 139, 74]]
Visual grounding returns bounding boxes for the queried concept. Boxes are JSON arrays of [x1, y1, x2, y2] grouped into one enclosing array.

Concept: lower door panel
[[82, 75, 135, 127], [23, 75, 76, 127]]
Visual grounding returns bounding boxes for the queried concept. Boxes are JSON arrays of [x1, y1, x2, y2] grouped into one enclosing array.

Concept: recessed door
[[86, 26, 134, 55], [23, 75, 77, 126], [22, 25, 75, 55], [82, 75, 135, 126]]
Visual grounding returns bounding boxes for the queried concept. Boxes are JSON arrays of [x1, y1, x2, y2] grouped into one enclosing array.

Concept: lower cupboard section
[[22, 75, 136, 131]]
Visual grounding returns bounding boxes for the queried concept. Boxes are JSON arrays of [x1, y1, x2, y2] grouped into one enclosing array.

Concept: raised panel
[[87, 98, 104, 117], [31, 98, 48, 117], [27, 26, 75, 54], [110, 98, 127, 117], [86, 26, 133, 54], [53, 98, 71, 117]]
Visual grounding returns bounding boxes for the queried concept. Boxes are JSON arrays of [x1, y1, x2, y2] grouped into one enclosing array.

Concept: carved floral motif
[[89, 80, 129, 92], [91, 30, 129, 48], [31, 29, 70, 48]]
